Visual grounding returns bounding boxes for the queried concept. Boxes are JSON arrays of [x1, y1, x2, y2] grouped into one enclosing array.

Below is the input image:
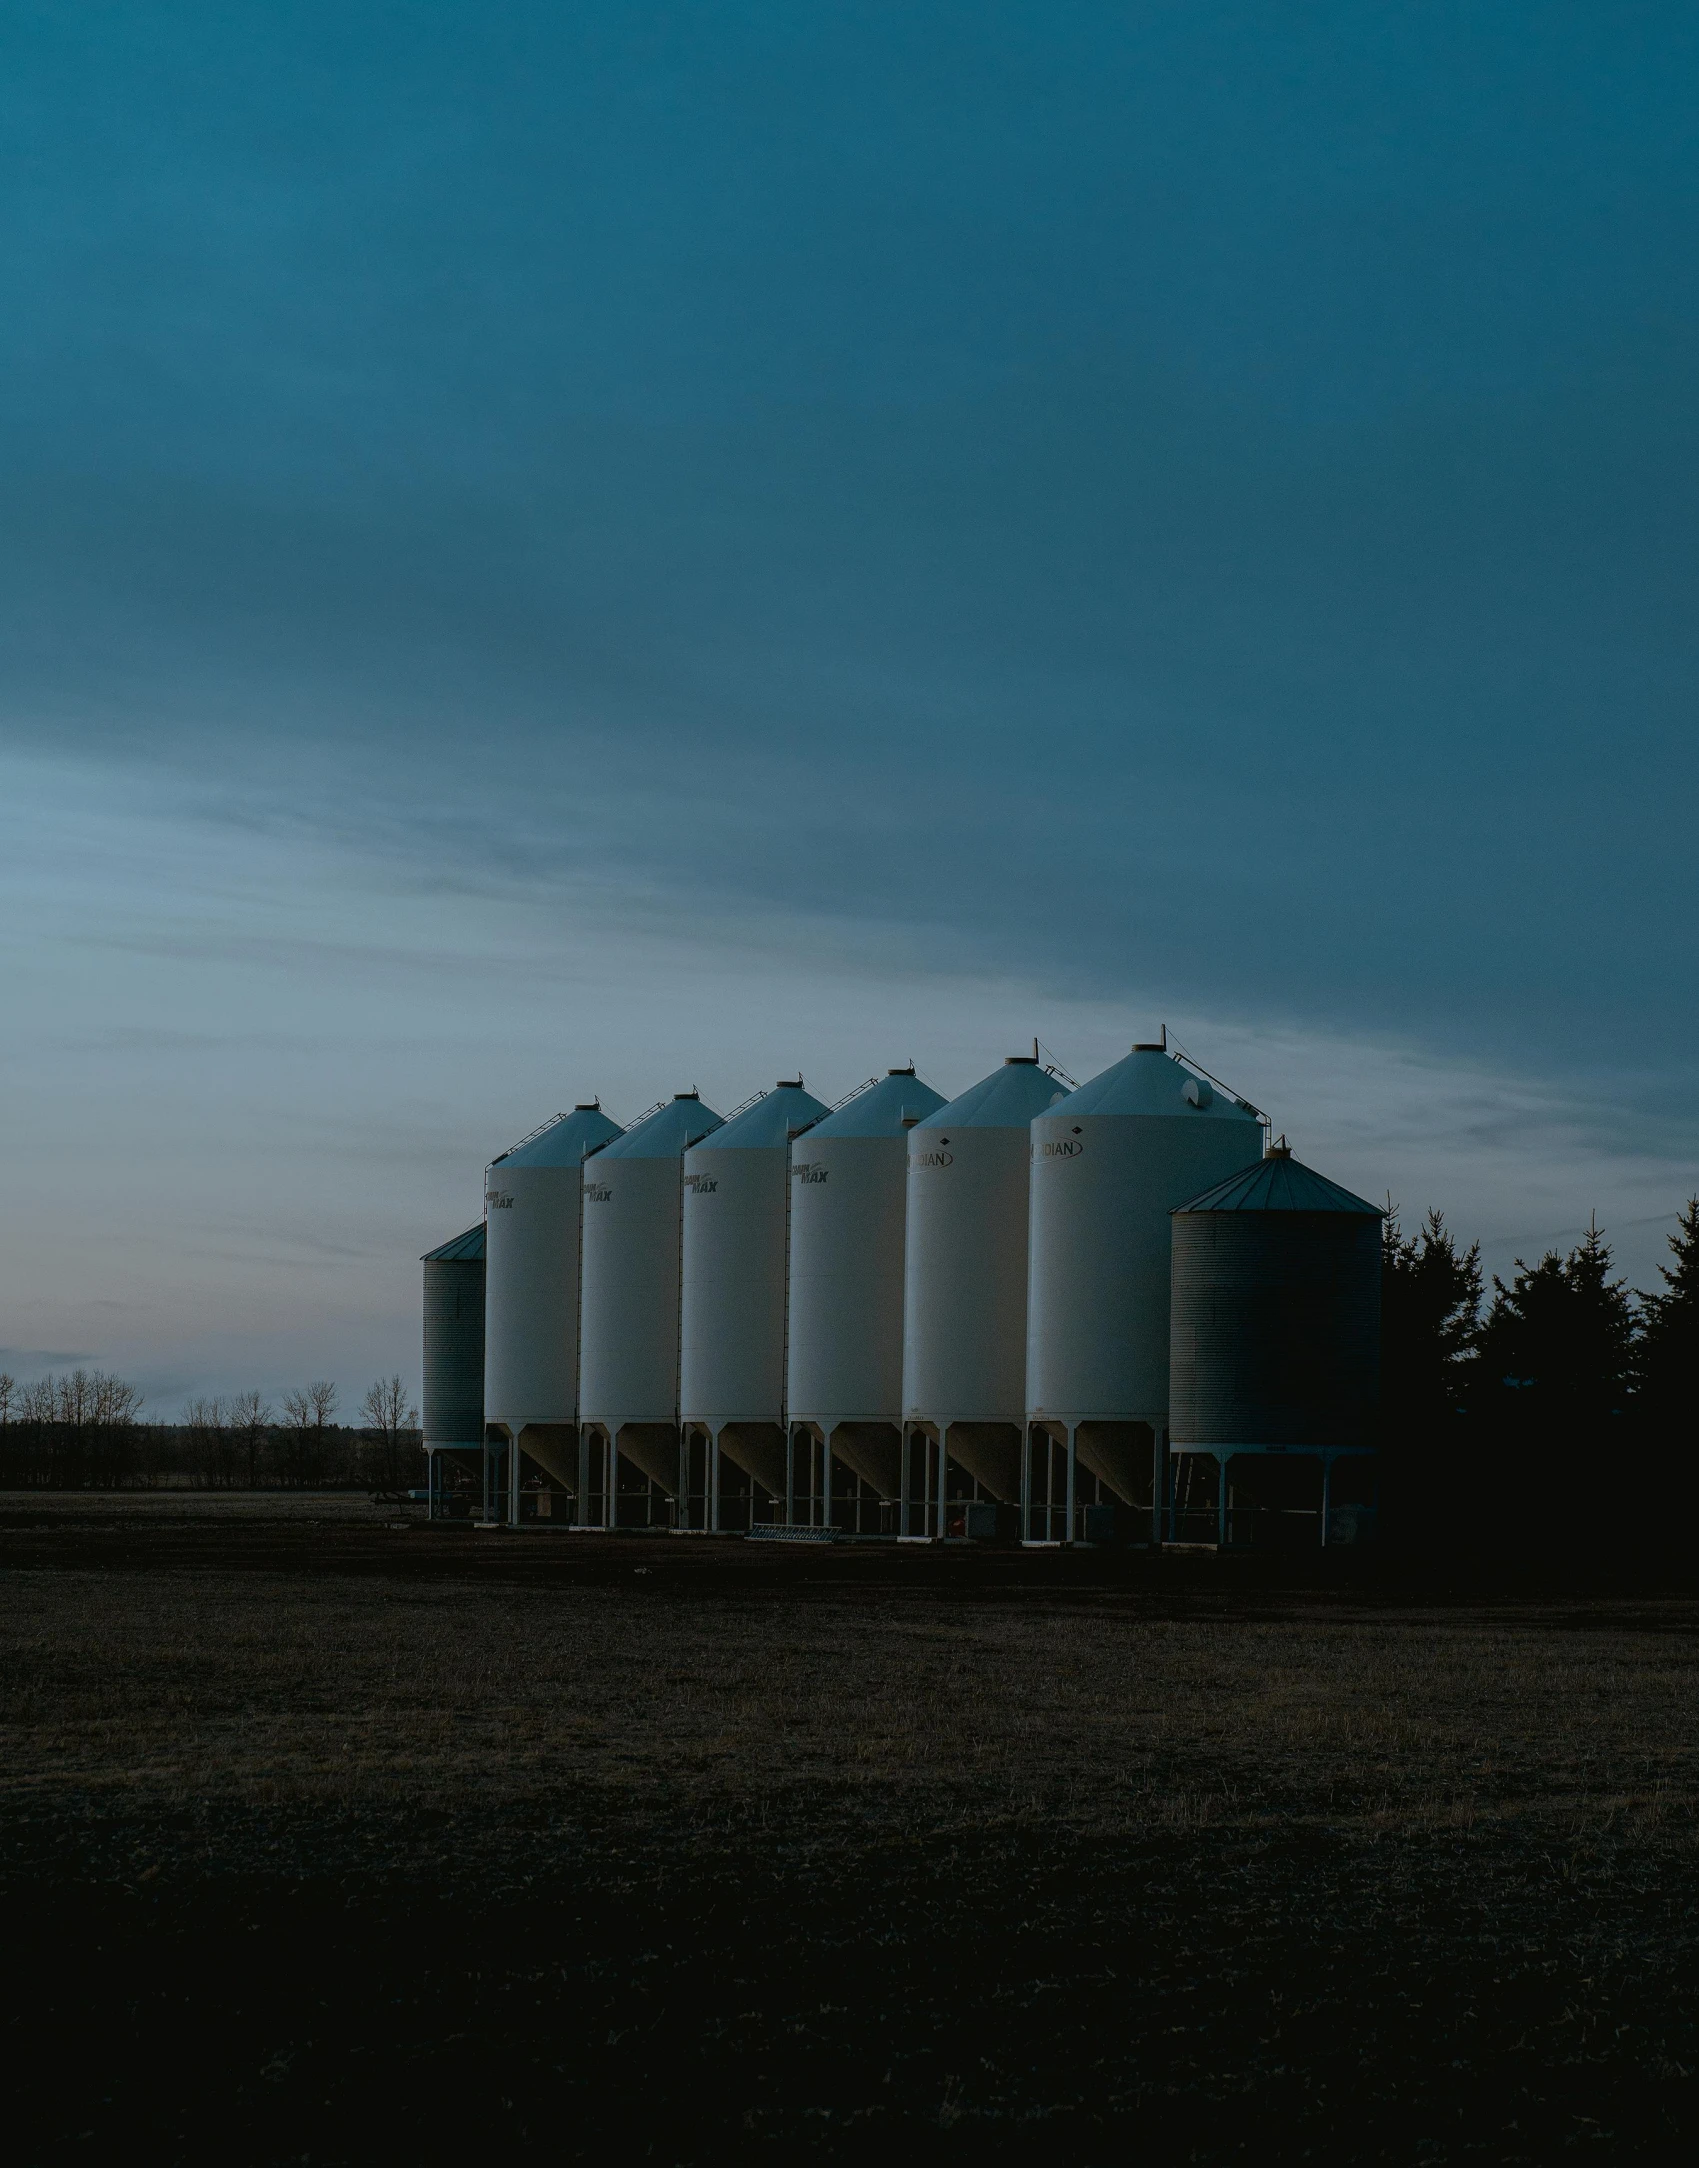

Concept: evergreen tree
[[1634, 1202, 1699, 1533], [1379, 1209, 1482, 1551], [1637, 1199, 1699, 1425], [1381, 1208, 1481, 1424], [1474, 1224, 1636, 1550]]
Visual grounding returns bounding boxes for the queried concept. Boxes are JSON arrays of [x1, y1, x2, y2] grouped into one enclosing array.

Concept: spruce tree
[[1381, 1208, 1481, 1423], [1635, 1199, 1699, 1479], [1380, 1209, 1481, 1548], [1475, 1223, 1636, 1548], [1638, 1199, 1699, 1389]]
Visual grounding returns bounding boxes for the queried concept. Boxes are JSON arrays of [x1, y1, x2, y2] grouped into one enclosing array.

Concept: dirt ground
[[4, 1494, 1698, 2163]]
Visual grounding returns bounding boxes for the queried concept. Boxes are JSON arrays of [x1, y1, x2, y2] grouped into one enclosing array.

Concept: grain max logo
[[683, 1174, 718, 1193], [486, 1190, 515, 1209], [1039, 1139, 1084, 1159], [583, 1182, 613, 1203], [909, 1148, 953, 1168], [791, 1162, 828, 1184]]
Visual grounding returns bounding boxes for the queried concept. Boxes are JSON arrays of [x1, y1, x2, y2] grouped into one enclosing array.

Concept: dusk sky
[[5, 2, 1698, 1410]]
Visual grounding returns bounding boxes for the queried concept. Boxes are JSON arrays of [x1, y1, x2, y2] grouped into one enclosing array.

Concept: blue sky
[[4, 3, 1697, 1409]]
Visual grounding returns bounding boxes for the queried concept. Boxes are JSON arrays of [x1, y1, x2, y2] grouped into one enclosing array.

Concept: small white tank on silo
[[902, 1054, 1070, 1516], [1026, 1041, 1264, 1538], [787, 1067, 946, 1529], [578, 1091, 723, 1524], [679, 1078, 829, 1526], [483, 1103, 623, 1508]]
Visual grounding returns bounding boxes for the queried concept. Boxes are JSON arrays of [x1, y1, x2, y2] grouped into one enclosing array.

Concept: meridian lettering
[[909, 1150, 953, 1169]]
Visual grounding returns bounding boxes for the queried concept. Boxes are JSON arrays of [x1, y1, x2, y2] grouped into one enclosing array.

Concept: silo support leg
[[1065, 1428, 1077, 1545], [1320, 1453, 1332, 1548], [1217, 1452, 1228, 1549], [508, 1436, 521, 1527], [708, 1431, 721, 1534]]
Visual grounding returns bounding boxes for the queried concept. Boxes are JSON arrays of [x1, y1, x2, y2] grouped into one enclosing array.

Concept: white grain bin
[[902, 1055, 1070, 1507], [679, 1078, 828, 1518], [786, 1067, 946, 1517], [578, 1090, 723, 1519], [1026, 1043, 1264, 1531], [483, 1103, 623, 1498]]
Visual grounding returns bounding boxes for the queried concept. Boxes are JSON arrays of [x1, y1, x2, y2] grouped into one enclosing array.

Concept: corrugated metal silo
[[483, 1103, 623, 1505], [578, 1091, 724, 1523], [1025, 1043, 1263, 1536], [902, 1055, 1070, 1514], [786, 1067, 946, 1528], [679, 1078, 829, 1524], [1169, 1144, 1382, 1546], [422, 1223, 486, 1449]]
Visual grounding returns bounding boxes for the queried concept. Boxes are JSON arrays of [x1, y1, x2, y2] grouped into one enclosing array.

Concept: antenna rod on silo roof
[[1164, 1031, 1269, 1132], [1034, 1036, 1080, 1088]]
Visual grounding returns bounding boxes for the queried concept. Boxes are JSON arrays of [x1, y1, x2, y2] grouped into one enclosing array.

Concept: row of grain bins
[[421, 1043, 1383, 1545]]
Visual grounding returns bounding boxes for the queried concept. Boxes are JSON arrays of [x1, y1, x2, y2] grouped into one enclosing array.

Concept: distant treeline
[[1382, 1198, 1699, 1561], [0, 1374, 421, 1492]]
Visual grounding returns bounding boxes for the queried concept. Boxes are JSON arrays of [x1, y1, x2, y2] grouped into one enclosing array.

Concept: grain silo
[[1168, 1142, 1382, 1548], [786, 1067, 946, 1533], [578, 1091, 723, 1526], [483, 1103, 624, 1521], [1025, 1042, 1264, 1541], [679, 1078, 829, 1529], [422, 1223, 485, 1518], [902, 1055, 1070, 1528]]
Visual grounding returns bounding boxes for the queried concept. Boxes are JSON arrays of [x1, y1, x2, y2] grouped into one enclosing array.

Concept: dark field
[[4, 1498, 1698, 2163]]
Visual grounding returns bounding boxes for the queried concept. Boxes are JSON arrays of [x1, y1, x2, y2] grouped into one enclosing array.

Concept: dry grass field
[[4, 1494, 1698, 2162]]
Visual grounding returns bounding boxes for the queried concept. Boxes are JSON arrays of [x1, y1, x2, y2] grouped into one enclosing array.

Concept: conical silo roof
[[1065, 1045, 1261, 1123], [703, 1079, 829, 1149], [808, 1068, 946, 1139], [596, 1092, 723, 1159], [1175, 1146, 1382, 1217], [491, 1103, 623, 1168], [913, 1056, 1070, 1130], [421, 1223, 486, 1262]]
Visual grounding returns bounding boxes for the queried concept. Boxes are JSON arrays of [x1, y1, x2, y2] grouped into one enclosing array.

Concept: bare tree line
[[0, 1370, 420, 1490]]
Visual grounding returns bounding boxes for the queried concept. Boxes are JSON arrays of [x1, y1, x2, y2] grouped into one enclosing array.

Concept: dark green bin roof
[[421, 1222, 486, 1262], [1173, 1149, 1382, 1217]]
